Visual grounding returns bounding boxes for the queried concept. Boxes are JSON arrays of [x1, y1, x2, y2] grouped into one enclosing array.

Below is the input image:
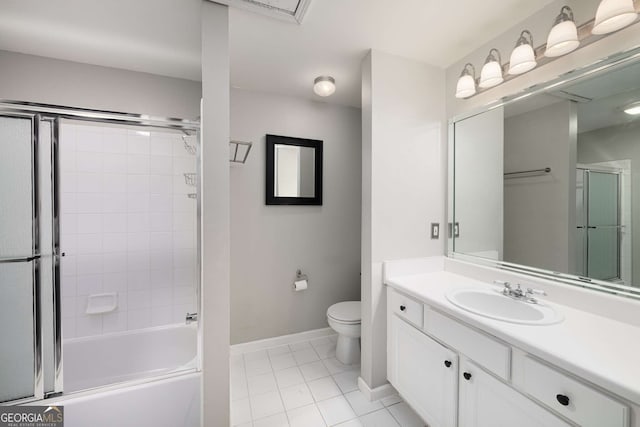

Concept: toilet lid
[[327, 301, 361, 323]]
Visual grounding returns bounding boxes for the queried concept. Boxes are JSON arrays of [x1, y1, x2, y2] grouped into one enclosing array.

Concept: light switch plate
[[430, 223, 440, 239]]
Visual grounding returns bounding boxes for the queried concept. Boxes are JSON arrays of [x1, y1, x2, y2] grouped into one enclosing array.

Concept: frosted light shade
[[313, 76, 336, 97], [592, 0, 637, 34], [545, 20, 580, 57], [624, 103, 640, 115], [479, 61, 504, 89], [455, 75, 476, 99], [508, 44, 537, 75]]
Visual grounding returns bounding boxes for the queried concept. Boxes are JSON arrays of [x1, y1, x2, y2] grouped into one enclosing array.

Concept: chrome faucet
[[524, 287, 547, 304], [494, 281, 546, 304]]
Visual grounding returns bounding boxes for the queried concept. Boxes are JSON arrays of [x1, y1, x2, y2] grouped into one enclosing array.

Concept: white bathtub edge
[[36, 372, 201, 427], [40, 371, 200, 406], [63, 322, 196, 345]]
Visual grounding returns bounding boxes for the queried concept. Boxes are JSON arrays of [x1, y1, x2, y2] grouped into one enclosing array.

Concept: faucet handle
[[494, 280, 512, 296], [494, 280, 511, 289]]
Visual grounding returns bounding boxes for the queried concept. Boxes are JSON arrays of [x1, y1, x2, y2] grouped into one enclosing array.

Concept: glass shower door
[[0, 114, 40, 403], [586, 171, 620, 281]]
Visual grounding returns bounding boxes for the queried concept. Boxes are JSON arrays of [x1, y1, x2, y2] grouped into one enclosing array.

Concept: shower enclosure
[[0, 102, 201, 405]]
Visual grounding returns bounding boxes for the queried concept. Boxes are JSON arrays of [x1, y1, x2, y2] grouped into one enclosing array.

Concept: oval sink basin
[[446, 288, 563, 325]]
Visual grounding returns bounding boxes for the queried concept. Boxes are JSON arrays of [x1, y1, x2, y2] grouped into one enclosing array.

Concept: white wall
[[59, 123, 198, 338], [201, 2, 230, 425], [503, 101, 577, 274], [453, 107, 504, 259], [230, 88, 361, 344], [0, 50, 201, 120], [361, 50, 446, 391], [578, 122, 640, 285]]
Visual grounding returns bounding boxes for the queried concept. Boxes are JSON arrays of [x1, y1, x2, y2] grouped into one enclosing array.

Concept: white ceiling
[[0, 0, 203, 81], [504, 60, 640, 133], [0, 0, 557, 108], [562, 61, 640, 133]]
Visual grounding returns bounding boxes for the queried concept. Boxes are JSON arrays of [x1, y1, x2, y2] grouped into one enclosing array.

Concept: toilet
[[326, 301, 361, 365]]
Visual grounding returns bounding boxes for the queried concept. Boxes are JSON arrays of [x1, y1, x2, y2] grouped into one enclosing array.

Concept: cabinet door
[[389, 314, 458, 427], [459, 360, 571, 427]]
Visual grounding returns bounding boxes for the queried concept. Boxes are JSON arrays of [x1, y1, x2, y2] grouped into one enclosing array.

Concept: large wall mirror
[[266, 134, 323, 205], [450, 47, 640, 300]]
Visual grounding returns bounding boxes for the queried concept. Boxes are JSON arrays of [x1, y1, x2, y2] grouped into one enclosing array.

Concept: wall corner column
[[360, 49, 447, 398], [201, 1, 230, 426]]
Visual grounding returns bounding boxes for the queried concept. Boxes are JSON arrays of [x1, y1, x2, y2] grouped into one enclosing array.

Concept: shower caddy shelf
[[182, 134, 198, 199], [182, 134, 198, 155]]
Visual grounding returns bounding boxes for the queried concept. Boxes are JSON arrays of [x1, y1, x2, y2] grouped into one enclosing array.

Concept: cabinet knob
[[399, 305, 406, 311], [556, 394, 570, 406], [444, 360, 452, 368], [463, 372, 472, 381]]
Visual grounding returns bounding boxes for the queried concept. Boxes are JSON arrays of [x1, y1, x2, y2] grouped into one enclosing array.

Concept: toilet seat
[[327, 301, 361, 364], [327, 301, 361, 324]]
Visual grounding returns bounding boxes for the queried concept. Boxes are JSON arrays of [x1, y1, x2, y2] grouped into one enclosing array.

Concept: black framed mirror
[[266, 134, 323, 205]]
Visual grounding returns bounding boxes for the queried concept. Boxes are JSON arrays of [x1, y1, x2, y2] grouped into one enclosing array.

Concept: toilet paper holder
[[296, 269, 308, 281], [294, 269, 309, 292]]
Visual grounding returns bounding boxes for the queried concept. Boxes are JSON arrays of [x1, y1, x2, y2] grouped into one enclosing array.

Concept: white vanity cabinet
[[388, 313, 458, 427], [517, 355, 630, 427], [458, 359, 571, 427], [386, 287, 631, 427]]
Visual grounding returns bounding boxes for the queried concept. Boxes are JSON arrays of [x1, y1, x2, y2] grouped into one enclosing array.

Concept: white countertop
[[386, 270, 640, 405]]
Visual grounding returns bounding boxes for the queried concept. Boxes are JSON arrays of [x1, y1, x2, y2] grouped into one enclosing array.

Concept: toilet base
[[335, 335, 360, 365]]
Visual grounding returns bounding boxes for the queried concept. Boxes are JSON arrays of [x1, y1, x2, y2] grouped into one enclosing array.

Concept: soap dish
[[86, 293, 118, 315]]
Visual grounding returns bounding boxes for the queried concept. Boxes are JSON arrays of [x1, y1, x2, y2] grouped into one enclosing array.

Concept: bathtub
[[46, 372, 200, 427], [64, 323, 198, 392], [42, 324, 200, 427]]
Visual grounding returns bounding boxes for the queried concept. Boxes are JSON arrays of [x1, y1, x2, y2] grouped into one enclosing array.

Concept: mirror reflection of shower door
[[585, 171, 620, 281], [0, 114, 40, 403]]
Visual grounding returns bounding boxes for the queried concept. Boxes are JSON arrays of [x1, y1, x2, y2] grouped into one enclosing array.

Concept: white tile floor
[[231, 335, 426, 427]]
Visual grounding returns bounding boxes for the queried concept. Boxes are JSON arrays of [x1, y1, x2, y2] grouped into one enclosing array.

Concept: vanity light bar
[[455, 1, 639, 99]]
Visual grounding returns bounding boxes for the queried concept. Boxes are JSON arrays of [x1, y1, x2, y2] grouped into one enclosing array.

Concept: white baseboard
[[358, 377, 397, 401], [230, 327, 336, 355]]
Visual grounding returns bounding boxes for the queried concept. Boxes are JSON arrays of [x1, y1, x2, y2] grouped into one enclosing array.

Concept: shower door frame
[[0, 111, 45, 404], [0, 100, 201, 405], [577, 166, 623, 282]]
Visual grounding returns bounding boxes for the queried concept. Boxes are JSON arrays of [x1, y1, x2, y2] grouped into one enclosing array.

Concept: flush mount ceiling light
[[479, 49, 504, 89], [508, 30, 537, 75], [592, 0, 638, 34], [545, 6, 580, 57], [624, 101, 640, 115], [313, 76, 336, 97], [455, 63, 477, 99]]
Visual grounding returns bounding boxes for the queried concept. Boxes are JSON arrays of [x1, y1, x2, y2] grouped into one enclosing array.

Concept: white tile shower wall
[[59, 123, 197, 338]]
